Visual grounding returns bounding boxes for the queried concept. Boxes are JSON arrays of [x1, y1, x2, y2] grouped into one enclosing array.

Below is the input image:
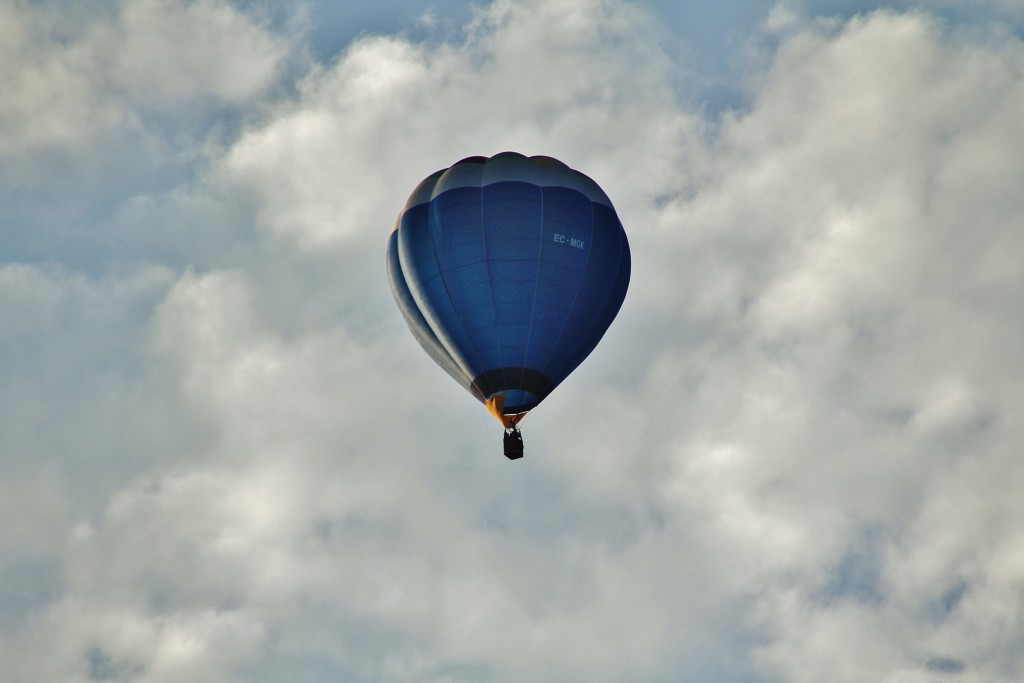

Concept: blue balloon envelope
[[387, 152, 630, 428]]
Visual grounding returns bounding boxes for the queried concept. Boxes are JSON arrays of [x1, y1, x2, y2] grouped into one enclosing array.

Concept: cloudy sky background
[[3, 0, 1024, 680]]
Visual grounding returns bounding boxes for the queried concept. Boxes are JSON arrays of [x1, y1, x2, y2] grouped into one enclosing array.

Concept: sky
[[2, 0, 1024, 681]]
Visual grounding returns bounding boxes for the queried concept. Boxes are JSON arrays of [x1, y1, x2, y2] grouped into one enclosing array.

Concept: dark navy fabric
[[387, 153, 630, 415]]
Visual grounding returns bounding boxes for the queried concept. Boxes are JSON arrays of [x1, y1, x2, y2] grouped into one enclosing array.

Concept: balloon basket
[[503, 426, 524, 460]]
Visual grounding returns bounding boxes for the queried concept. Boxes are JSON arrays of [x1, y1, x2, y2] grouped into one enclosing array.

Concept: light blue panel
[[386, 230, 472, 389], [396, 203, 479, 376]]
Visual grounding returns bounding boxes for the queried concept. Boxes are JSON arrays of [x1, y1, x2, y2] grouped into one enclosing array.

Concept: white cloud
[[0, 0, 294, 276], [2, 1, 1024, 682], [641, 9, 1024, 682], [0, 0, 287, 167], [217, 0, 702, 249]]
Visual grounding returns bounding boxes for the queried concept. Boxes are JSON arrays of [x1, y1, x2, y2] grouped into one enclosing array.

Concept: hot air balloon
[[387, 152, 630, 459]]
